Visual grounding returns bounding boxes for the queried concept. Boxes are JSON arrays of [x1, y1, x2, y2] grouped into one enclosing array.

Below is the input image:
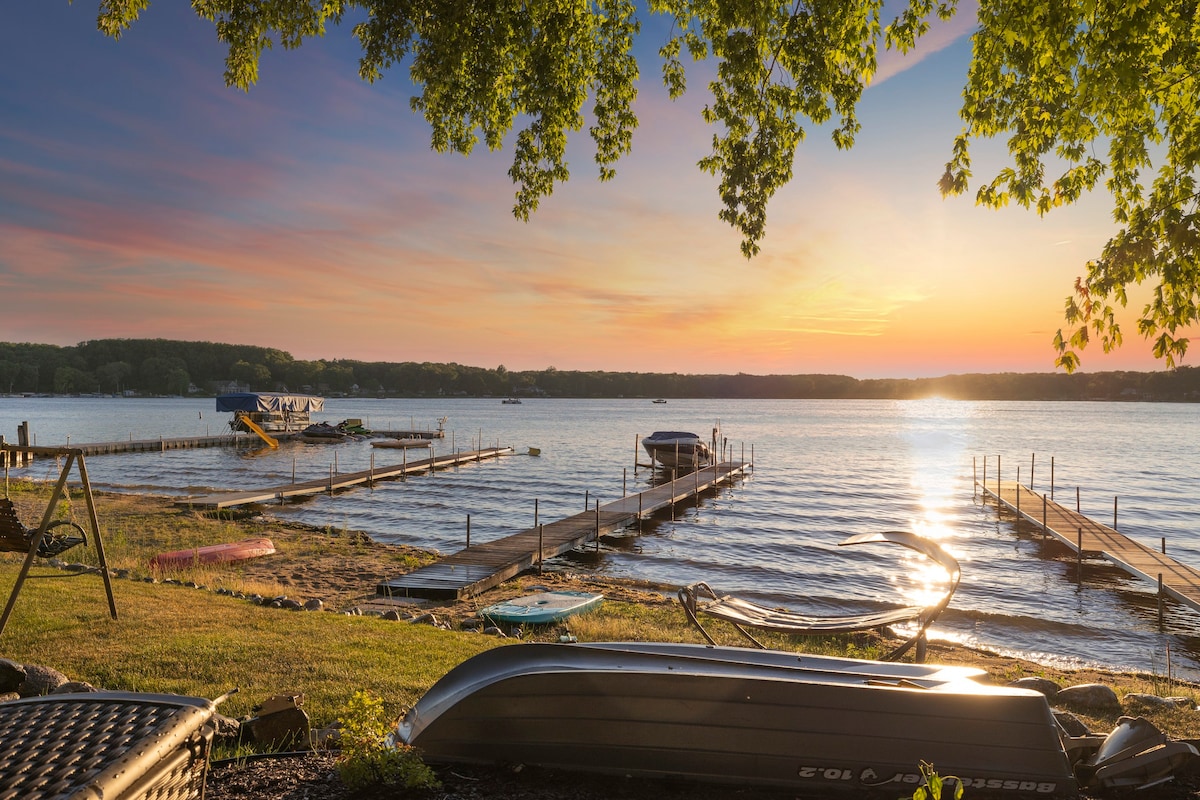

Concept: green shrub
[[912, 761, 963, 800], [336, 689, 440, 791]]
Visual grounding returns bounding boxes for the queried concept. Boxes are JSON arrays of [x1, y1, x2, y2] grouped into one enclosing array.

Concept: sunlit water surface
[[5, 396, 1198, 680]]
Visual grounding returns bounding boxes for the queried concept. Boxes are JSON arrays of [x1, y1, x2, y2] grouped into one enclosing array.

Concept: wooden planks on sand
[[981, 479, 1200, 616], [177, 447, 512, 509], [376, 461, 751, 600]]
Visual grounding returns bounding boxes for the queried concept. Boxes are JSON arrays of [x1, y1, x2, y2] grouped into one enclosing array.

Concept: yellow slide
[[238, 415, 279, 448]]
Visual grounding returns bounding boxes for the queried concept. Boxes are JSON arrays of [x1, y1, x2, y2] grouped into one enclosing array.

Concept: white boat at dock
[[641, 430, 712, 468]]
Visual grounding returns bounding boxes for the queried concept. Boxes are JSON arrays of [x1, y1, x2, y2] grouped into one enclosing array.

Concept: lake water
[[4, 395, 1198, 680]]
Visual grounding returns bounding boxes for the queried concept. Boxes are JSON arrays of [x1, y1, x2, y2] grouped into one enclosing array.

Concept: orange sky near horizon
[[0, 4, 1187, 379]]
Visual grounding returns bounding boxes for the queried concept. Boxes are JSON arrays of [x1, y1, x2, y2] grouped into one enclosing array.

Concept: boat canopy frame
[[678, 530, 960, 662], [214, 392, 324, 414]]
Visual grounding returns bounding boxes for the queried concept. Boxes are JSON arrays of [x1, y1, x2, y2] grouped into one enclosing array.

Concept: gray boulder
[[1008, 676, 1061, 700], [1123, 693, 1194, 711], [18, 664, 69, 697], [1055, 683, 1121, 710]]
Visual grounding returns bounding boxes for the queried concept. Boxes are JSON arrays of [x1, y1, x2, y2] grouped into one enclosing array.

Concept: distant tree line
[[1, 339, 1198, 402]]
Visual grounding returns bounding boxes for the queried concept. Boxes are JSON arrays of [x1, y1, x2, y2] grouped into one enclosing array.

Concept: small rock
[[1008, 676, 1061, 700], [19, 664, 69, 697], [115, 569, 131, 579], [303, 599, 323, 612], [409, 612, 438, 626], [460, 617, 483, 630], [1056, 683, 1121, 710], [51, 680, 97, 694], [381, 610, 403, 621], [211, 713, 243, 745], [0, 658, 26, 693], [64, 563, 88, 572], [483, 626, 507, 637]]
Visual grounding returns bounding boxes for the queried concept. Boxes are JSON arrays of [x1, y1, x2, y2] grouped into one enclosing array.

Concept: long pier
[[376, 460, 751, 600], [177, 447, 512, 509], [979, 474, 1200, 616]]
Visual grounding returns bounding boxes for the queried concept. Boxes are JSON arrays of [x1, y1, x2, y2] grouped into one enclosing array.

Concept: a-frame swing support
[[0, 445, 117, 636]]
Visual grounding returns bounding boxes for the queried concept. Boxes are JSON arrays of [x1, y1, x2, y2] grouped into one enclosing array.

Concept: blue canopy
[[215, 392, 324, 413]]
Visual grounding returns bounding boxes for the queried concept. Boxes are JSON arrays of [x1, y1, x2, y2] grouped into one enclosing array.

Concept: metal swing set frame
[[0, 445, 117, 636]]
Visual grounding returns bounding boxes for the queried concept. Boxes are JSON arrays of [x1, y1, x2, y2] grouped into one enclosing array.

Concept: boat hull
[[641, 431, 712, 467], [399, 642, 1077, 797], [150, 537, 276, 569]]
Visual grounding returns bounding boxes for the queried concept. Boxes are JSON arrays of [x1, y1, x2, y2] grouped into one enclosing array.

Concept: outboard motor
[[1075, 716, 1199, 792]]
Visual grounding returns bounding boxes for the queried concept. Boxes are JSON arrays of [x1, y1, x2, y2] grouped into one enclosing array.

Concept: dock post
[[369, 451, 375, 486], [1030, 453, 1035, 490], [634, 434, 639, 475], [1077, 528, 1083, 582], [1051, 457, 1055, 500], [750, 443, 754, 471], [1158, 573, 1164, 628], [328, 465, 333, 494], [981, 458, 987, 498], [1076, 486, 1080, 512], [637, 492, 643, 532], [1042, 494, 1047, 540], [1163, 536, 1167, 554], [403, 447, 407, 480], [534, 498, 539, 528], [1016, 468, 1021, 521], [623, 468, 627, 497], [595, 501, 600, 551], [585, 489, 589, 510], [1113, 496, 1118, 530]]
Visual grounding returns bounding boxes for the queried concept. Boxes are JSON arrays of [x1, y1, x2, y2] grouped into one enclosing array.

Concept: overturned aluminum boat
[[396, 641, 1196, 797]]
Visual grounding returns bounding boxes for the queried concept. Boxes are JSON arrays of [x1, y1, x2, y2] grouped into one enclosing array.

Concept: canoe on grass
[[150, 537, 276, 569], [479, 591, 603, 625]]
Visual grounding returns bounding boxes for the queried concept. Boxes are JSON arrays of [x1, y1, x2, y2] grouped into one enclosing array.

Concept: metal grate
[[0, 691, 216, 800]]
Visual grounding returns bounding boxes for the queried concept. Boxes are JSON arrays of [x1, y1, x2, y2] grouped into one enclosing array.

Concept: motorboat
[[216, 392, 323, 434], [395, 641, 1197, 797], [502, 397, 522, 404], [641, 430, 711, 468]]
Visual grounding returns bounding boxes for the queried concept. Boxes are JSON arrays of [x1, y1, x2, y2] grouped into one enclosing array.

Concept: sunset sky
[[0, 3, 1181, 378]]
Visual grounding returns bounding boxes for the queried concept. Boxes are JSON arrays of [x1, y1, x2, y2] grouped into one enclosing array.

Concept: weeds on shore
[[336, 690, 438, 790]]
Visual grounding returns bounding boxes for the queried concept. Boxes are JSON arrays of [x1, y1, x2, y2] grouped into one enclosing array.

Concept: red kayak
[[150, 537, 276, 569]]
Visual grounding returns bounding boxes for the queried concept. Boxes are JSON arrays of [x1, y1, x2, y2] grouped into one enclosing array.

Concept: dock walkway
[[178, 447, 512, 509], [376, 460, 751, 600], [981, 479, 1200, 614]]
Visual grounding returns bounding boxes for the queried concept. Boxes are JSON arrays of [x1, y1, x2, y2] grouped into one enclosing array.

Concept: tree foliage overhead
[[940, 0, 1200, 372], [91, 0, 1199, 371]]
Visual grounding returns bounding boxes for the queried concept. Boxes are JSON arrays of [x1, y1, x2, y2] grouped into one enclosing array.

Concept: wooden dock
[[980, 478, 1200, 615], [177, 447, 512, 509], [376, 460, 751, 600]]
